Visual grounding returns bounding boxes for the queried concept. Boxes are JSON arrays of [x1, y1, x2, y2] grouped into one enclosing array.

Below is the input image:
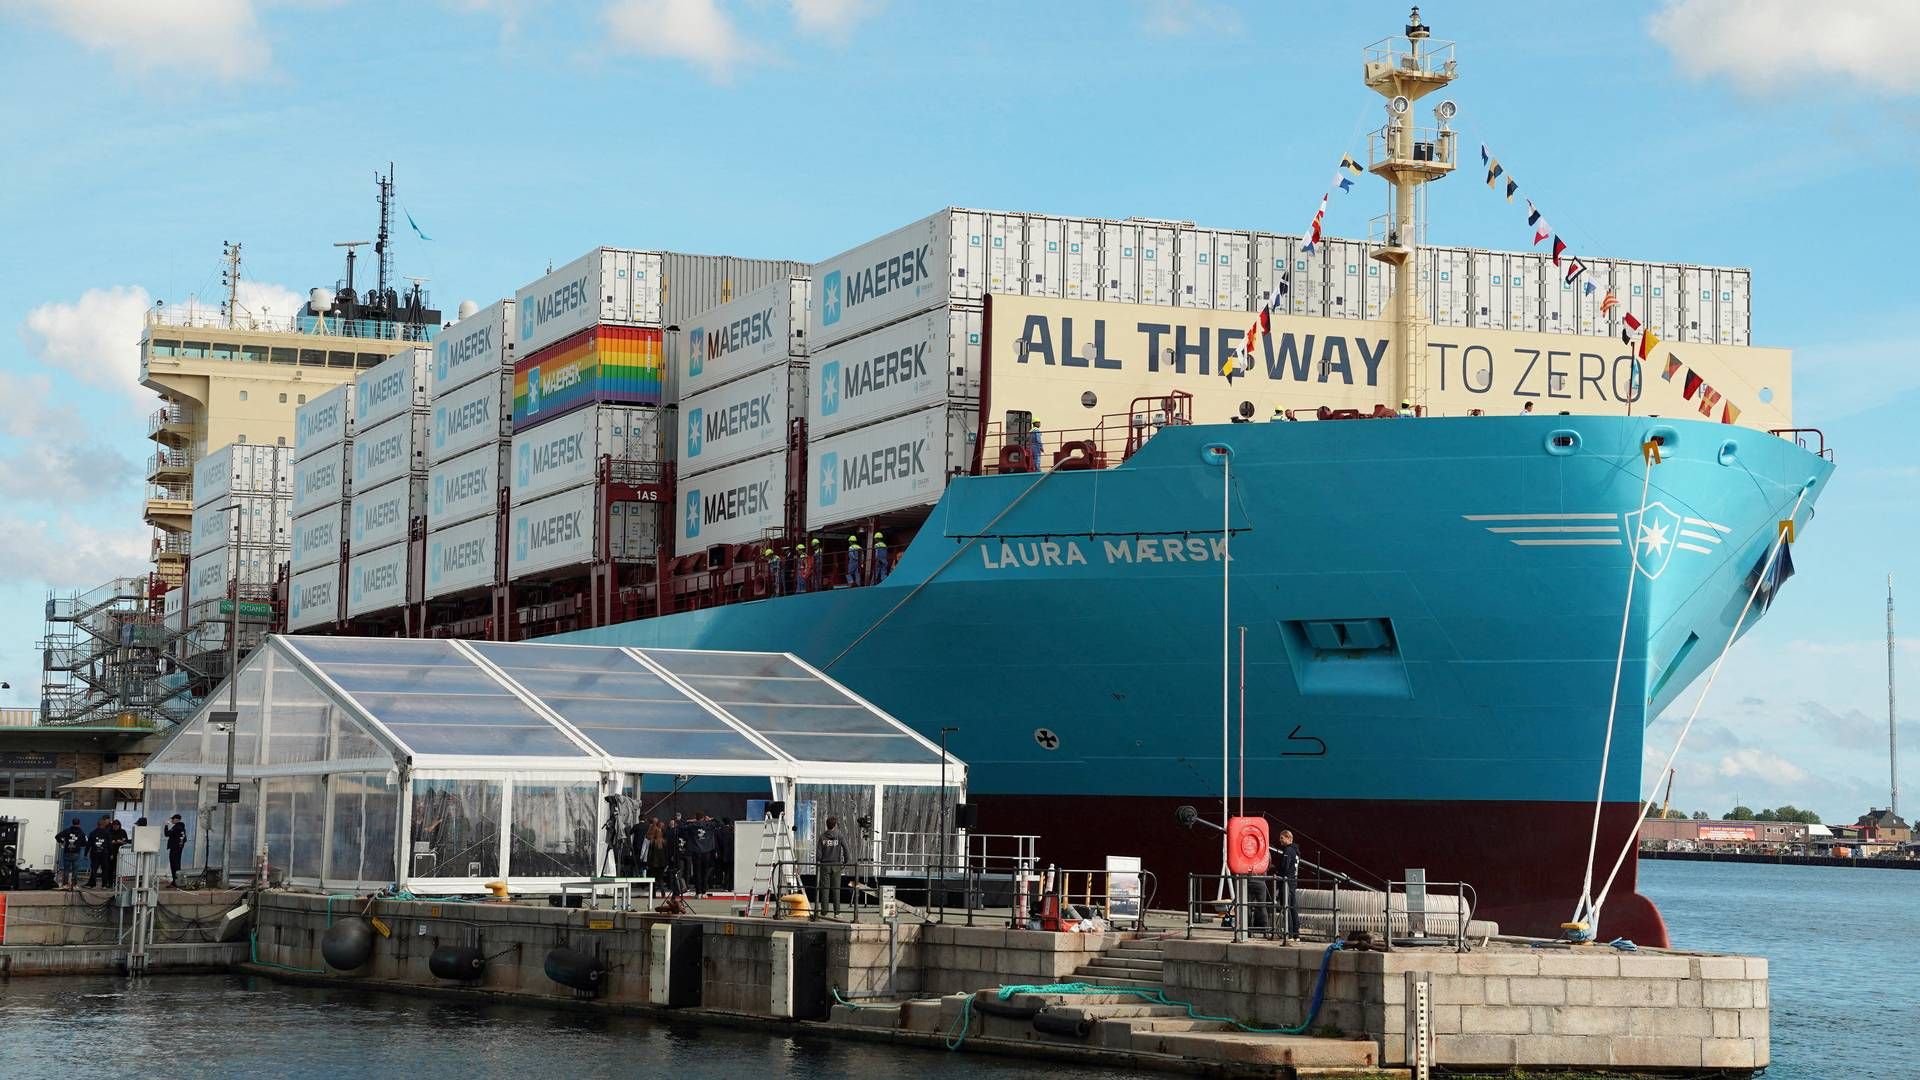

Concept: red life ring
[[1226, 816, 1270, 875]]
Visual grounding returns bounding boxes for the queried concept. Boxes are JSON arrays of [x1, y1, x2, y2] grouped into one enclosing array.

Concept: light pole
[[938, 726, 957, 916], [220, 503, 241, 884]]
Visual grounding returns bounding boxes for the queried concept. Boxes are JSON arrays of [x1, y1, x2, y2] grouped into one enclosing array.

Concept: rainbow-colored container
[[512, 324, 663, 432]]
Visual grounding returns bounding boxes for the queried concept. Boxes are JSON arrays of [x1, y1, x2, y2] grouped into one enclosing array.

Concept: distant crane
[[1659, 768, 1676, 821], [1890, 574, 1899, 819]]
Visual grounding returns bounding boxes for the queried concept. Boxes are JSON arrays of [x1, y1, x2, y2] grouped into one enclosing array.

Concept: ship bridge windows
[[271, 347, 297, 364], [149, 339, 179, 357], [1278, 618, 1411, 699], [299, 348, 326, 366]]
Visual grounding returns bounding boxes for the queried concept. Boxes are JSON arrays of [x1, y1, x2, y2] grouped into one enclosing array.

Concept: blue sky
[[2, 0, 1915, 823]]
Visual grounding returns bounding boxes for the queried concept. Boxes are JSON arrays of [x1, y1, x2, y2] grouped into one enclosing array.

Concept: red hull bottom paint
[[971, 795, 1671, 949]]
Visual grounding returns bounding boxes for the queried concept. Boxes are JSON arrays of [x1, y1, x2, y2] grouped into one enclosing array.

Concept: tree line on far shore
[[1642, 804, 1822, 824]]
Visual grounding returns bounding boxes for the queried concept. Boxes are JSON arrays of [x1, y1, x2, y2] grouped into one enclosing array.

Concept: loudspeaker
[[953, 803, 979, 830]]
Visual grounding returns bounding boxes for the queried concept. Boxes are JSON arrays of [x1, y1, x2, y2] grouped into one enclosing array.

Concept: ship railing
[[1769, 427, 1833, 461], [978, 396, 1194, 476], [1380, 878, 1479, 953], [144, 305, 439, 342], [1363, 35, 1457, 79]]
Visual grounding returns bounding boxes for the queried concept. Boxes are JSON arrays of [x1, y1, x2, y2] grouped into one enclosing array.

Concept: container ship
[[263, 13, 1830, 945]]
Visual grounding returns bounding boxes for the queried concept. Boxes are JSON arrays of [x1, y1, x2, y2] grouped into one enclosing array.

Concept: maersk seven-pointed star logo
[[688, 327, 705, 377], [817, 451, 839, 506], [1626, 501, 1683, 579], [684, 490, 702, 539], [820, 270, 843, 326], [819, 361, 840, 415], [685, 408, 703, 457]]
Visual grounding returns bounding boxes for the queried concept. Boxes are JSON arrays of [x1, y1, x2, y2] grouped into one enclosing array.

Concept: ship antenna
[[1362, 7, 1458, 413], [220, 240, 242, 328], [374, 163, 395, 304]]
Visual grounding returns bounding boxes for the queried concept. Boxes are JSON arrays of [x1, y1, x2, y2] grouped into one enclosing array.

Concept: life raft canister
[[1226, 816, 1271, 875]]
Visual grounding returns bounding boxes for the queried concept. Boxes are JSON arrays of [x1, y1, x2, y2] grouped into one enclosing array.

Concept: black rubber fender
[[319, 918, 374, 971], [544, 945, 605, 993], [971, 993, 1043, 1020], [428, 944, 487, 981], [1031, 1008, 1094, 1039]]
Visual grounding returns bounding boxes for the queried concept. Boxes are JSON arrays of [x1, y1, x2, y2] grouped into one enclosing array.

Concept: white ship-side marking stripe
[[1683, 517, 1731, 533], [1676, 542, 1715, 555], [1464, 513, 1617, 521], [1679, 529, 1723, 544], [1487, 526, 1620, 533], [1511, 538, 1623, 547]]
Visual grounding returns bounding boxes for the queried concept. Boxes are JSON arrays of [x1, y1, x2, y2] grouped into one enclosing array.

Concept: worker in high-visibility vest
[[847, 535, 864, 587], [797, 540, 814, 594], [763, 546, 782, 596], [871, 532, 890, 583]]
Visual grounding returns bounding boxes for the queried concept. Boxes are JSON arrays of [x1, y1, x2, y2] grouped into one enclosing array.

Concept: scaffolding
[[39, 575, 201, 729]]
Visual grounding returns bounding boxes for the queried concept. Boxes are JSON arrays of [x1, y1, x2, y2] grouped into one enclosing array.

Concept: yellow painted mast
[[1363, 8, 1458, 412]]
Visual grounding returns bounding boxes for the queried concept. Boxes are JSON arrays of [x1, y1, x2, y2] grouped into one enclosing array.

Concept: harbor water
[[0, 860, 1910, 1079], [1639, 858, 1920, 1079]]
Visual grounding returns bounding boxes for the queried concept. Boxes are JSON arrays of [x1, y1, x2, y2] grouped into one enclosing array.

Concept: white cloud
[[789, 0, 880, 39], [18, 285, 153, 402], [232, 280, 307, 325], [0, 515, 149, 587], [1137, 0, 1241, 37], [1650, 0, 1920, 96], [1715, 747, 1810, 786], [0, 441, 139, 504], [0, 0, 273, 81], [604, 0, 758, 83]]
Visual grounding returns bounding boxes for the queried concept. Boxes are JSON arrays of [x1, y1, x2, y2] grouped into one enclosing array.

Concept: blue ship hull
[[554, 415, 1832, 943]]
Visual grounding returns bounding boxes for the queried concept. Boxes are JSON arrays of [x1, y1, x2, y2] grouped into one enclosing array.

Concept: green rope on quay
[[831, 987, 877, 1010], [249, 929, 327, 975], [947, 942, 1344, 1051]]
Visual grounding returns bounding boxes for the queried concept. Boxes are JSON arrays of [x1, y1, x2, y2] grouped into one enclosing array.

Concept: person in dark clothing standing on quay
[[815, 816, 851, 917], [85, 816, 113, 887], [164, 814, 188, 887], [55, 819, 87, 889], [102, 819, 129, 886], [688, 815, 717, 896], [1274, 828, 1302, 940]]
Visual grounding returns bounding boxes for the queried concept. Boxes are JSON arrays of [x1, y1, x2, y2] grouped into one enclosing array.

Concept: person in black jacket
[[687, 815, 718, 896], [164, 814, 188, 887], [1274, 828, 1302, 940], [85, 816, 113, 887], [101, 819, 129, 886], [54, 819, 87, 889], [815, 817, 851, 917]]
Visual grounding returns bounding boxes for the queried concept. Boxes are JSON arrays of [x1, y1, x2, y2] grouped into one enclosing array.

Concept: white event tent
[[143, 635, 963, 893]]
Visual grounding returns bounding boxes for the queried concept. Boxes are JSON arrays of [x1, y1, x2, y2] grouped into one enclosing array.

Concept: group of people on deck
[[761, 533, 892, 596]]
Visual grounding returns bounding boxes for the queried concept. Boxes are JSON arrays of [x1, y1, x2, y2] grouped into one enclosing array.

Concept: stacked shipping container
[[672, 277, 809, 552], [424, 300, 514, 601], [187, 443, 292, 626], [346, 350, 429, 619], [288, 383, 353, 631], [505, 249, 806, 585]]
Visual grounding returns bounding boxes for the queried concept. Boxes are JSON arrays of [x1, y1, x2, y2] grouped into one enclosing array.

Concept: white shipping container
[[350, 475, 424, 555], [191, 494, 288, 557], [430, 299, 514, 396], [660, 253, 810, 330], [808, 307, 980, 439], [677, 362, 805, 476], [163, 586, 182, 619], [286, 564, 341, 631], [679, 277, 808, 398], [676, 450, 787, 551], [429, 442, 508, 529], [346, 541, 411, 617], [351, 411, 428, 492], [353, 348, 430, 431], [510, 404, 662, 503], [428, 370, 511, 464], [514, 247, 663, 358], [806, 404, 969, 531], [809, 210, 966, 350], [294, 383, 353, 460], [187, 543, 286, 608], [606, 500, 663, 561], [509, 484, 596, 578], [290, 505, 345, 573], [424, 514, 498, 599], [292, 443, 350, 515], [192, 443, 290, 507]]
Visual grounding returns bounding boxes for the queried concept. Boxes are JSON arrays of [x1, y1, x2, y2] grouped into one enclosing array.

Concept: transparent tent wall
[[328, 771, 398, 888], [143, 774, 201, 868], [506, 777, 599, 879], [408, 778, 503, 880]]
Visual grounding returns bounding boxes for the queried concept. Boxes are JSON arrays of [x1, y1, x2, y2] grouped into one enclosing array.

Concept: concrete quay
[[8, 888, 1766, 1077], [1, 887, 249, 976]]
